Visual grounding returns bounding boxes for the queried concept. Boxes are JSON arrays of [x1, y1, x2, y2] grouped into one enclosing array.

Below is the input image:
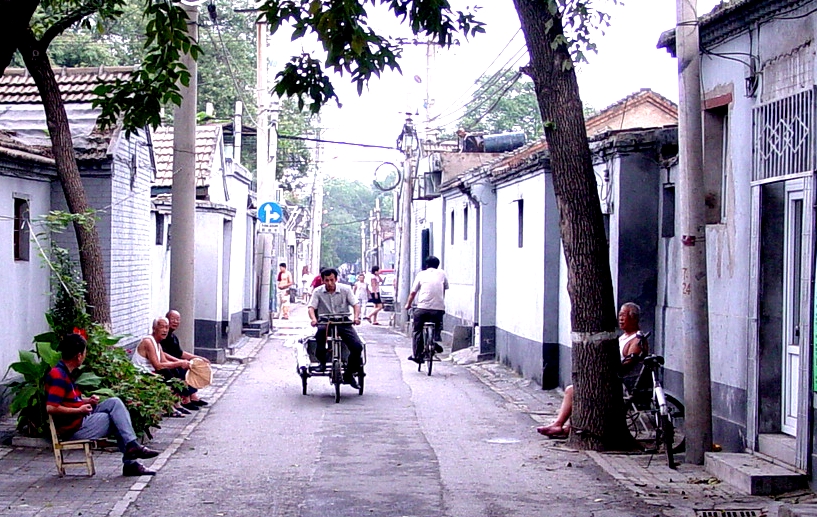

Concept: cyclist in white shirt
[[404, 256, 448, 364]]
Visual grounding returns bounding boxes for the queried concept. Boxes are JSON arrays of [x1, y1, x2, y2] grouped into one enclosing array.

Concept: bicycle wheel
[[357, 367, 365, 396], [665, 394, 685, 453], [424, 326, 434, 376], [660, 413, 676, 469], [332, 360, 342, 403]]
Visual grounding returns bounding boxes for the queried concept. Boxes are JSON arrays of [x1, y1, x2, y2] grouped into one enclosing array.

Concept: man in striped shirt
[[45, 333, 160, 476]]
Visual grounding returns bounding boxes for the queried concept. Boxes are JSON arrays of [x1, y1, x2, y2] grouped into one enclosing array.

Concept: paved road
[[122, 321, 654, 517]]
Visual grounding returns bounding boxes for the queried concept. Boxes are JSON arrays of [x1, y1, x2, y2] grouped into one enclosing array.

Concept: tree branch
[[40, 1, 100, 49]]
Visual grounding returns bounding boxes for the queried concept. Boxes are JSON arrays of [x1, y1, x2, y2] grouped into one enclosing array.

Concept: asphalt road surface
[[123, 323, 656, 517]]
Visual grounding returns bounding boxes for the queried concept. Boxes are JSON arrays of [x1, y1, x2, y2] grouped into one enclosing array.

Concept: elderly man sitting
[[132, 318, 195, 416], [45, 333, 159, 476]]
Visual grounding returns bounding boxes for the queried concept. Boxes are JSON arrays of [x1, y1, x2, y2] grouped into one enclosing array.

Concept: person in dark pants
[[307, 268, 364, 389], [405, 256, 449, 363], [45, 333, 159, 476], [162, 310, 209, 409]]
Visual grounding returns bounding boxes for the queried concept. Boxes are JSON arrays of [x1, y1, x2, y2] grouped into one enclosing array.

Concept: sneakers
[[124, 443, 160, 460], [123, 461, 156, 476]]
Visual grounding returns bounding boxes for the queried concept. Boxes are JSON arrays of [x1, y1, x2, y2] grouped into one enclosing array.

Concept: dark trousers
[[412, 309, 444, 358], [315, 324, 364, 374], [157, 367, 197, 398]]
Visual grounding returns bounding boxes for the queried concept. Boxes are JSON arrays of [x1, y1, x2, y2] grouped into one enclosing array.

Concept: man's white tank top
[[132, 336, 160, 373]]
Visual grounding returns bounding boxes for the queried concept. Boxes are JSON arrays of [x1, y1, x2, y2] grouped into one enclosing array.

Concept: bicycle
[[298, 314, 366, 403], [622, 332, 685, 469], [408, 308, 439, 376]]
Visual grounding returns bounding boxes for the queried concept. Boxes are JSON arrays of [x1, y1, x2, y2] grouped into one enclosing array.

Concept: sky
[[268, 0, 723, 183]]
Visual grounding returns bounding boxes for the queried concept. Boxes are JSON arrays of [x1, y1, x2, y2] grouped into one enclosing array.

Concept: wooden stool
[[48, 415, 95, 476]]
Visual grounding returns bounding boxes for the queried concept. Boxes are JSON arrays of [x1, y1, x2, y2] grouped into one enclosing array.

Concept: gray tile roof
[[0, 66, 137, 104], [151, 125, 221, 187]]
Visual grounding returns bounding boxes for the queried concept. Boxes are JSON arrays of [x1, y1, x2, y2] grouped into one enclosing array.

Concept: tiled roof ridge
[[589, 88, 678, 122], [2, 65, 137, 78]]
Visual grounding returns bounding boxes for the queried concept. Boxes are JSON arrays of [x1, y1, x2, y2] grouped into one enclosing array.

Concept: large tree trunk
[[512, 0, 629, 450], [19, 31, 111, 326]]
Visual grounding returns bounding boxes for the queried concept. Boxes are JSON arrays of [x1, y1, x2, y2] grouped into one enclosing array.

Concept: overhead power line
[[278, 135, 396, 150]]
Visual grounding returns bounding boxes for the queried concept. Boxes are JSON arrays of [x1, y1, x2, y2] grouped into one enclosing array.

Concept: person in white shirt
[[404, 256, 448, 363], [353, 273, 369, 319]]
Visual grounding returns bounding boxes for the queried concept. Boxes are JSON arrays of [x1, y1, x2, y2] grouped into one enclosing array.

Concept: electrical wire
[[463, 71, 523, 132], [278, 134, 396, 150], [432, 29, 522, 117]]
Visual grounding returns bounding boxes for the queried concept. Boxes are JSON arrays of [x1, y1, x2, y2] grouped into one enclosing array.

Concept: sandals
[[165, 409, 186, 418], [371, 321, 380, 326]]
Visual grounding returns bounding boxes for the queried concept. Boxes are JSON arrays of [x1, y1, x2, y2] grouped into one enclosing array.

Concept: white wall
[[194, 208, 225, 323], [149, 208, 171, 320], [0, 174, 52, 375], [441, 191, 477, 324], [495, 174, 546, 342]]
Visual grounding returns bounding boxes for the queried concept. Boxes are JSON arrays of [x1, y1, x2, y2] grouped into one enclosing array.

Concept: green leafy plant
[[6, 215, 179, 438]]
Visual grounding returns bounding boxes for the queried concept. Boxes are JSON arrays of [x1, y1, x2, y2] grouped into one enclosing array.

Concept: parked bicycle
[[621, 332, 685, 468]]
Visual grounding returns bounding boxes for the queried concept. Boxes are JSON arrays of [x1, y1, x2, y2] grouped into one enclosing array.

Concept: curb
[[106, 334, 270, 517]]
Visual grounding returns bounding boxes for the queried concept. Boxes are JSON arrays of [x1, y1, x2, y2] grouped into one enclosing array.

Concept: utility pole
[[255, 18, 276, 327], [360, 221, 367, 273], [396, 115, 415, 328], [676, 0, 712, 464], [310, 124, 324, 273], [169, 2, 198, 354]]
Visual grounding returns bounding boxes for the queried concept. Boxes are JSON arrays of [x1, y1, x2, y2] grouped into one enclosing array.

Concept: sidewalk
[[0, 335, 267, 517], [456, 351, 817, 517]]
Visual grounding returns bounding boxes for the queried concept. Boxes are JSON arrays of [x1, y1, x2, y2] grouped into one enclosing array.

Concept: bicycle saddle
[[642, 354, 665, 367]]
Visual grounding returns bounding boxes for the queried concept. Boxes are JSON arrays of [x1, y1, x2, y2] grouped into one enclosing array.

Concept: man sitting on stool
[[308, 267, 364, 389], [45, 333, 159, 476]]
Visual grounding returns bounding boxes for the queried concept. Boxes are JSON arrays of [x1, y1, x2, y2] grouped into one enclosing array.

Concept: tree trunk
[[512, 0, 629, 450], [19, 31, 111, 327]]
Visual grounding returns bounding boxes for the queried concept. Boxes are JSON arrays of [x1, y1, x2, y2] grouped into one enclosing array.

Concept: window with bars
[[752, 87, 816, 182]]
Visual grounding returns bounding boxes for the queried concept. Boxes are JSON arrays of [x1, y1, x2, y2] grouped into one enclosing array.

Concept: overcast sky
[[269, 0, 723, 183]]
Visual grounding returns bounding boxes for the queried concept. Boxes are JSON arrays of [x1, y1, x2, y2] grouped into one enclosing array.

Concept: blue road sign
[[258, 202, 283, 224]]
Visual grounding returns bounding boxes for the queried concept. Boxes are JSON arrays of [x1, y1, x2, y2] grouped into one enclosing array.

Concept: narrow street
[[122, 308, 650, 517]]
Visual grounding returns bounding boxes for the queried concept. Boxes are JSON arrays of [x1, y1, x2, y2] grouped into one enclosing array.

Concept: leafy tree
[[319, 177, 391, 268], [258, 0, 627, 451], [0, 0, 201, 326], [456, 69, 543, 141]]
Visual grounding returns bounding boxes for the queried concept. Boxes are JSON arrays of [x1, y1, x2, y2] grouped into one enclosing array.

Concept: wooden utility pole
[[676, 0, 712, 464], [396, 114, 415, 328], [310, 125, 324, 273], [170, 1, 199, 353]]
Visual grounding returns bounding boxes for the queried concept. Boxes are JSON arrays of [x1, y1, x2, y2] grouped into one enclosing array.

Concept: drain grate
[[694, 510, 764, 517]]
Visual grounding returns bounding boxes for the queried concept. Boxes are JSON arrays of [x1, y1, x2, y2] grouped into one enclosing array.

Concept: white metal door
[[782, 182, 804, 435]]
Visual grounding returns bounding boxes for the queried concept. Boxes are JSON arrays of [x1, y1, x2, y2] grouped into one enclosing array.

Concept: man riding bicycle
[[404, 256, 448, 364], [308, 268, 364, 389]]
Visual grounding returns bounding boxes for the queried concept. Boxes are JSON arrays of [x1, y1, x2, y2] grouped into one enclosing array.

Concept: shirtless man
[[276, 262, 294, 319]]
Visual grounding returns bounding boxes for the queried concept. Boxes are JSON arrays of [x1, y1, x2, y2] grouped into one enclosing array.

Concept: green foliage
[[6, 223, 177, 438], [4, 341, 63, 437], [320, 177, 390, 267], [277, 97, 315, 191], [543, 0, 618, 68], [258, 0, 485, 113], [93, 1, 202, 134], [456, 69, 543, 142]]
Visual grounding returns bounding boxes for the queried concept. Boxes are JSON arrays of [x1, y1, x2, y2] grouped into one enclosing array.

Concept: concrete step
[[705, 452, 808, 495], [780, 504, 817, 517], [243, 319, 269, 337]]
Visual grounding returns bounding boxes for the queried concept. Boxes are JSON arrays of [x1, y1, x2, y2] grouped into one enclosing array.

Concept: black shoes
[[434, 344, 444, 354], [176, 406, 192, 415], [316, 363, 326, 373], [181, 402, 200, 411], [408, 355, 425, 364], [124, 444, 160, 460], [343, 374, 360, 390], [191, 399, 208, 407], [123, 461, 156, 476]]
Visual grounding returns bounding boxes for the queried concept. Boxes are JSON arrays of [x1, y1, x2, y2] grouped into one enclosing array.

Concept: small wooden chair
[[48, 415, 95, 476]]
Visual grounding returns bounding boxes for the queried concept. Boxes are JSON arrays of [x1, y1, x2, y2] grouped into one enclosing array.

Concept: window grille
[[752, 87, 816, 182]]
